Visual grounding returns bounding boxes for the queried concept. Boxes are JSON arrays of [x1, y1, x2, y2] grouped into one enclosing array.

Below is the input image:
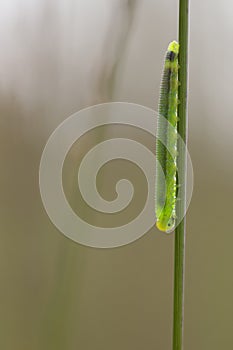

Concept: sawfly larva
[[155, 41, 179, 232]]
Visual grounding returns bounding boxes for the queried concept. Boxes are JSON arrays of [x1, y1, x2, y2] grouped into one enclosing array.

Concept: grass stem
[[172, 0, 189, 349]]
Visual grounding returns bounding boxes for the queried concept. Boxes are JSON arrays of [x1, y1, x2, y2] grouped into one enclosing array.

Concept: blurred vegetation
[[0, 1, 233, 350]]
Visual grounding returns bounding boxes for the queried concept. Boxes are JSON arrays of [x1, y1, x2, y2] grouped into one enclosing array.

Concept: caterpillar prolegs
[[155, 41, 179, 232]]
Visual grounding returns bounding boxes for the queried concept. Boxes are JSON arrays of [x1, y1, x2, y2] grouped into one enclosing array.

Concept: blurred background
[[0, 0, 233, 349]]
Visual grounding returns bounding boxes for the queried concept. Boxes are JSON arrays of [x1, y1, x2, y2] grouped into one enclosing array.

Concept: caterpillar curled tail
[[155, 41, 179, 232]]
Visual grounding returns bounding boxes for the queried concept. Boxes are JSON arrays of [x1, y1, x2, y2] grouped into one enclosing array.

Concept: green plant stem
[[173, 0, 189, 349]]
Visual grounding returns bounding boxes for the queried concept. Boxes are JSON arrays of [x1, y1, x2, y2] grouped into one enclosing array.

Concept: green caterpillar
[[155, 41, 179, 232]]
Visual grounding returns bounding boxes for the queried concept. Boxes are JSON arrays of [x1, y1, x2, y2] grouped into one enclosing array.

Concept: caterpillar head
[[156, 215, 175, 233]]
